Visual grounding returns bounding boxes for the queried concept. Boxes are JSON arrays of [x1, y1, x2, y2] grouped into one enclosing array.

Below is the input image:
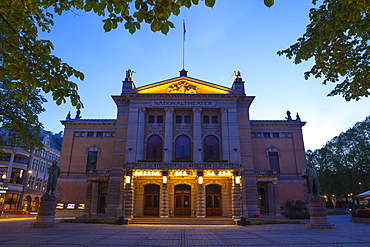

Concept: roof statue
[[233, 71, 242, 79], [285, 110, 292, 121], [66, 111, 71, 120], [296, 113, 301, 121], [75, 109, 81, 119], [125, 69, 135, 81], [167, 81, 199, 94]]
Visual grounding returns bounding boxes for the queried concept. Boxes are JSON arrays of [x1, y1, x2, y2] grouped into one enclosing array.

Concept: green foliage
[[0, 78, 45, 151], [307, 116, 370, 199], [281, 200, 310, 219], [278, 0, 370, 101]]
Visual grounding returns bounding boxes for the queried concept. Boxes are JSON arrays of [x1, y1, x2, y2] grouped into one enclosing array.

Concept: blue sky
[[39, 0, 369, 151]]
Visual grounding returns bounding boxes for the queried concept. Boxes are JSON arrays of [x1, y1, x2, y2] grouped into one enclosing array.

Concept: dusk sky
[[39, 0, 369, 151]]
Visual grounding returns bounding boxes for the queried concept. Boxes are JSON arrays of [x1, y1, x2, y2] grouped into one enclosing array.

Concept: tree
[[278, 0, 370, 101], [0, 77, 45, 151], [306, 116, 370, 201]]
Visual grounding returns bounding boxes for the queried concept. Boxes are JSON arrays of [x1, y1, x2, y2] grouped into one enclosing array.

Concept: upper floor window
[[148, 116, 155, 123], [176, 116, 182, 123], [184, 116, 191, 123], [203, 116, 218, 124], [263, 132, 270, 138], [175, 135, 191, 160], [203, 135, 220, 161], [86, 151, 98, 171], [211, 116, 218, 124], [272, 132, 280, 138], [203, 116, 210, 124], [157, 116, 164, 123], [146, 135, 163, 161], [268, 152, 279, 172]]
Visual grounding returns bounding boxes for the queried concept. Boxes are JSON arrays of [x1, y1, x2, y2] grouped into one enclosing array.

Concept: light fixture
[[235, 176, 241, 185], [125, 176, 131, 184], [198, 176, 203, 185], [163, 176, 168, 184]]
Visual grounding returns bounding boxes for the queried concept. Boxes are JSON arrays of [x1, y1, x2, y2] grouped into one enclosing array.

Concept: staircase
[[128, 217, 237, 225]]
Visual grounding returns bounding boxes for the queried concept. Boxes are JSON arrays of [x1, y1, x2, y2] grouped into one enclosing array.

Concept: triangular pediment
[[126, 76, 242, 95]]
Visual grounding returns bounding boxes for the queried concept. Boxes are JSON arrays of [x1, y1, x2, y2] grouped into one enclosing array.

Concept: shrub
[[350, 209, 370, 218], [281, 200, 310, 219]]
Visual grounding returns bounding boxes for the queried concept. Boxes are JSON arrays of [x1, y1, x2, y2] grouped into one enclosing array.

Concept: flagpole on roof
[[182, 19, 186, 70]]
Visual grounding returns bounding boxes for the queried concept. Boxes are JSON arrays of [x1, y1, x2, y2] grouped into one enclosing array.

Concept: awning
[[356, 190, 370, 197]]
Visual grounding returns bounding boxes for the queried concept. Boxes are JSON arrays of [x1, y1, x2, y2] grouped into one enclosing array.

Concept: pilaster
[[196, 183, 205, 219], [193, 108, 202, 162], [160, 183, 169, 218], [136, 107, 146, 160], [105, 168, 124, 217], [164, 107, 174, 162]]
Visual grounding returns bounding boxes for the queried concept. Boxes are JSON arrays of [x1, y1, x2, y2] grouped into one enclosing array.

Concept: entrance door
[[144, 184, 160, 216], [206, 184, 222, 216], [174, 184, 191, 216], [258, 187, 268, 214]]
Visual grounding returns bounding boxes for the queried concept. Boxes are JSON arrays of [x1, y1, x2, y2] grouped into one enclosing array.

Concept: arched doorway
[[31, 197, 39, 212], [98, 186, 108, 213], [258, 187, 268, 214], [144, 184, 160, 216], [174, 184, 191, 216], [22, 196, 31, 212], [206, 184, 222, 216]]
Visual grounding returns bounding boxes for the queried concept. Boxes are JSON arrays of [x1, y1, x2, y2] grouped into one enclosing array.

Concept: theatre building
[[58, 70, 307, 220]]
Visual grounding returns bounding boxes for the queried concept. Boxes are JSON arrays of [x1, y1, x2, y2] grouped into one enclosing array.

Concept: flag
[[183, 20, 186, 40]]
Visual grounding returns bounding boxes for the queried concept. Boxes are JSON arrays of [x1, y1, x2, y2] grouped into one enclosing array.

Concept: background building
[[0, 130, 62, 213], [57, 71, 307, 220]]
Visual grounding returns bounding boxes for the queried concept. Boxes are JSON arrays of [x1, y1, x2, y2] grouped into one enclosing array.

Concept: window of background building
[[86, 151, 98, 171], [263, 132, 270, 138], [96, 132, 104, 137], [272, 133, 280, 138], [0, 167, 7, 180], [10, 168, 23, 184], [268, 152, 280, 172], [87, 132, 94, 137]]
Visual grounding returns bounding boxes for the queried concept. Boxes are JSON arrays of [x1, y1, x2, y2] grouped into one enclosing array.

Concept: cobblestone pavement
[[0, 214, 369, 246]]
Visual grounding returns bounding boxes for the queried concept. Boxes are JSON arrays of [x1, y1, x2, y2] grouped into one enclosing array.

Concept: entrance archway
[[22, 196, 31, 212], [174, 184, 191, 216], [206, 184, 222, 216], [144, 184, 160, 216], [98, 186, 108, 214]]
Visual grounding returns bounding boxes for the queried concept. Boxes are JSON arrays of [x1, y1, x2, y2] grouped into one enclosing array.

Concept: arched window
[[203, 135, 220, 161], [146, 135, 163, 161], [86, 145, 101, 171], [175, 135, 191, 160]]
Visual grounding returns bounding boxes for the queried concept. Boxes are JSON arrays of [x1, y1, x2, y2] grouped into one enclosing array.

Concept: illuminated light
[[28, 170, 32, 174], [163, 176, 168, 184], [1, 174, 6, 179], [125, 176, 131, 184], [198, 176, 203, 185], [235, 176, 241, 185]]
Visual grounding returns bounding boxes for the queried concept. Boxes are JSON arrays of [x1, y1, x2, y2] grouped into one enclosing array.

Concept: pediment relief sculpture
[[167, 81, 199, 94]]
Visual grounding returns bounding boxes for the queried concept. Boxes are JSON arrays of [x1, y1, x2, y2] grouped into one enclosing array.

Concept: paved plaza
[[0, 214, 369, 246]]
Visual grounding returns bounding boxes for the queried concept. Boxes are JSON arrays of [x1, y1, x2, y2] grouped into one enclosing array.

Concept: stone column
[[243, 168, 260, 218], [160, 183, 169, 219], [126, 108, 139, 162], [123, 178, 134, 219], [307, 197, 335, 229], [136, 107, 146, 160], [105, 168, 124, 217], [193, 108, 202, 162], [221, 108, 230, 162], [228, 108, 241, 162], [90, 182, 100, 215], [5, 153, 15, 182], [266, 183, 274, 215], [197, 183, 205, 219], [83, 181, 93, 216], [164, 107, 174, 162], [232, 181, 242, 219], [272, 181, 281, 216]]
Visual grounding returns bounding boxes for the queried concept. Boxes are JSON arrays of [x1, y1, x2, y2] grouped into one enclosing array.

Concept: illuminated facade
[[58, 71, 307, 220], [0, 130, 62, 213]]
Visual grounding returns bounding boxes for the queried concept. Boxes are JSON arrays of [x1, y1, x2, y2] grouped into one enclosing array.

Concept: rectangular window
[[10, 168, 24, 184], [176, 116, 182, 123], [148, 115, 155, 123], [203, 116, 210, 124], [157, 116, 163, 123], [0, 167, 7, 180], [86, 151, 98, 171], [212, 116, 218, 124], [96, 132, 104, 137], [87, 132, 94, 137], [263, 132, 270, 138], [268, 152, 280, 172], [184, 116, 191, 123], [272, 132, 280, 138]]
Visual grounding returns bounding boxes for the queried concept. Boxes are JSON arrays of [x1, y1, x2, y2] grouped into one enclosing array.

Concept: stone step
[[129, 217, 237, 225]]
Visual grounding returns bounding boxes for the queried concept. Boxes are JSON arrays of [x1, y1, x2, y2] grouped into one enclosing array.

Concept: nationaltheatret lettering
[[151, 101, 216, 107]]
